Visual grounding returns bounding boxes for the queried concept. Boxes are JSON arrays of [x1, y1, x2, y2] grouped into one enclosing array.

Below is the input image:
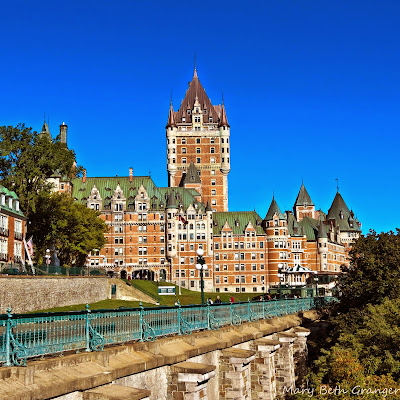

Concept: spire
[[205, 201, 212, 212], [264, 197, 285, 220], [175, 70, 219, 124], [166, 98, 176, 128], [166, 190, 177, 209], [294, 183, 314, 207], [318, 221, 327, 239], [40, 118, 51, 141], [219, 94, 230, 128]]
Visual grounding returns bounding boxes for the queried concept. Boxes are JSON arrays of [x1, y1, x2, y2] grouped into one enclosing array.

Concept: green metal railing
[[0, 297, 335, 366]]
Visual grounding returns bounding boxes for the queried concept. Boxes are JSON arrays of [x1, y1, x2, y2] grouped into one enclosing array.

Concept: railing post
[[139, 302, 144, 341], [207, 301, 211, 329], [230, 299, 233, 325], [177, 301, 181, 335], [247, 298, 250, 322], [85, 304, 91, 352], [262, 296, 265, 320], [5, 308, 12, 366]]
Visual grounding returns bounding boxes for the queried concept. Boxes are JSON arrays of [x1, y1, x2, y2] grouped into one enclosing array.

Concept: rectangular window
[[196, 157, 200, 163]]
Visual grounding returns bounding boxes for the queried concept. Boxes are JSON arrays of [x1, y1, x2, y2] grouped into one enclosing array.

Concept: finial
[[222, 90, 224, 104], [43, 112, 46, 122], [301, 177, 303, 185], [193, 53, 198, 78], [335, 178, 339, 192], [170, 91, 173, 106]]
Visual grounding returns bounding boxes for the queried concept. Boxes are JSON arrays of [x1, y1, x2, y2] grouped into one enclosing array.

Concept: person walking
[[207, 298, 213, 305], [230, 296, 235, 303], [214, 296, 222, 304]]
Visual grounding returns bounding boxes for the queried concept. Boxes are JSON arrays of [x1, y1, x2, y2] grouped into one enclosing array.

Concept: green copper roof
[[298, 217, 319, 241], [264, 197, 286, 220], [0, 186, 26, 218], [70, 176, 205, 212], [327, 191, 361, 232], [213, 211, 265, 236], [294, 183, 314, 207]]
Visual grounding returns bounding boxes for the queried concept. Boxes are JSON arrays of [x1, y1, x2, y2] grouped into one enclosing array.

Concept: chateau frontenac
[[53, 69, 361, 294]]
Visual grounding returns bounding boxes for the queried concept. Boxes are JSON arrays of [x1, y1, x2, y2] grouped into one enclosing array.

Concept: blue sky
[[1, 0, 399, 233]]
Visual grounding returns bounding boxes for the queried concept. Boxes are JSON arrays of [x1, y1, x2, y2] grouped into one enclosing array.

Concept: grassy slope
[[36, 280, 254, 312]]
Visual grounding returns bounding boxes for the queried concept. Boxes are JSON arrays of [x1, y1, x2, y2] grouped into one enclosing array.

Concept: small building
[[0, 186, 27, 271]]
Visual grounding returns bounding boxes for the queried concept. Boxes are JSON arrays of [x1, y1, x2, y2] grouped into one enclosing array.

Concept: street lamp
[[195, 248, 208, 306], [277, 268, 284, 300], [314, 271, 319, 297], [45, 249, 51, 274]]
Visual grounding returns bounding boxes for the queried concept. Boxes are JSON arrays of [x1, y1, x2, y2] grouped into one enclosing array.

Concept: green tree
[[336, 229, 400, 313], [0, 123, 80, 217], [29, 192, 108, 266]]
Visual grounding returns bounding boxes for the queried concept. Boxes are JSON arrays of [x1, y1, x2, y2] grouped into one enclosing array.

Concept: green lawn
[[33, 280, 256, 313], [127, 280, 254, 306]]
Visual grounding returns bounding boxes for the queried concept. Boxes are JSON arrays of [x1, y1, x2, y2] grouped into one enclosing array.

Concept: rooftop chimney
[[129, 167, 133, 182], [83, 169, 87, 183]]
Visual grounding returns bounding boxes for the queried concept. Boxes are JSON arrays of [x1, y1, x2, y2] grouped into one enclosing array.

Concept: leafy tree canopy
[[0, 123, 81, 216], [336, 229, 400, 313], [29, 192, 108, 267]]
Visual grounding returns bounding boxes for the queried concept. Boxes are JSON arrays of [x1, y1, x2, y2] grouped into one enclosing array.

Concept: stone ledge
[[172, 361, 216, 375], [83, 384, 151, 400]]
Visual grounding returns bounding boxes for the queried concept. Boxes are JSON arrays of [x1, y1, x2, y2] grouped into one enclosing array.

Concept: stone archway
[[160, 269, 167, 281], [120, 270, 127, 280]]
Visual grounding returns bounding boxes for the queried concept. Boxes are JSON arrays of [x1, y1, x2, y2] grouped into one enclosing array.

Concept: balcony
[[0, 253, 8, 262], [0, 227, 9, 237], [14, 255, 22, 263]]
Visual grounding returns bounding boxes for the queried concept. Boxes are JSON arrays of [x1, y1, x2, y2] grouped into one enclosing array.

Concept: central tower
[[166, 69, 230, 212]]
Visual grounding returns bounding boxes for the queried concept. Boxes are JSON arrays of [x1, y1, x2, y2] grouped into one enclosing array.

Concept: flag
[[26, 236, 34, 256], [178, 215, 188, 225]]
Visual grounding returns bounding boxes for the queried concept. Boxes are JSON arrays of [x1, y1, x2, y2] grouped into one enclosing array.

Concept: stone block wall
[[0, 276, 110, 313]]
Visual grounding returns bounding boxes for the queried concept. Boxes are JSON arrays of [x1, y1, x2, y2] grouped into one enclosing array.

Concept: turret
[[39, 120, 51, 141], [317, 219, 328, 271], [166, 100, 178, 186], [59, 122, 68, 145], [205, 201, 213, 256]]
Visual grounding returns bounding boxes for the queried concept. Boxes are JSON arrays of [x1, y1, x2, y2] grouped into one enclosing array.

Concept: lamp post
[[45, 249, 50, 274], [314, 272, 319, 297], [277, 268, 284, 300], [195, 248, 207, 306]]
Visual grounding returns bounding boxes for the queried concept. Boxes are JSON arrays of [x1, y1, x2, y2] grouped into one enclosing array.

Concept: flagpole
[[23, 238, 35, 275]]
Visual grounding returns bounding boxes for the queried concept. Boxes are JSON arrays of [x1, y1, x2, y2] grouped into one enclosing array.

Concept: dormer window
[[187, 110, 191, 114], [1, 195, 5, 206], [182, 117, 186, 122], [209, 117, 213, 122], [203, 109, 207, 114], [15, 201, 19, 211], [8, 198, 12, 209]]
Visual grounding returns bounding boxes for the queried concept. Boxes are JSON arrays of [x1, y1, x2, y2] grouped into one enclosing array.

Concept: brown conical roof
[[219, 100, 230, 128], [166, 100, 176, 128], [175, 70, 221, 124]]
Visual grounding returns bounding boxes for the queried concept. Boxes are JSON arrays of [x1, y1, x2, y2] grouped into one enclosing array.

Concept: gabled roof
[[327, 191, 361, 232], [174, 70, 221, 124], [264, 197, 286, 220], [294, 183, 314, 207], [213, 211, 265, 235], [182, 161, 201, 185], [166, 190, 177, 209]]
